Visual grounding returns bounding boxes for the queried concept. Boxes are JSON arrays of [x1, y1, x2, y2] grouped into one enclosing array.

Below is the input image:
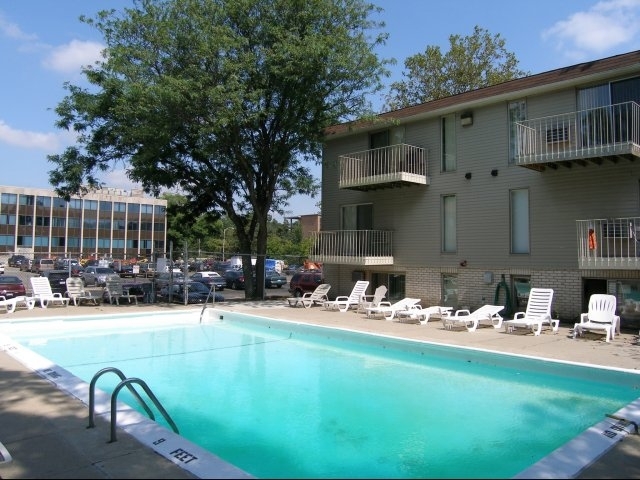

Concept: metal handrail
[[200, 283, 217, 323], [109, 377, 179, 443], [88, 367, 155, 428]]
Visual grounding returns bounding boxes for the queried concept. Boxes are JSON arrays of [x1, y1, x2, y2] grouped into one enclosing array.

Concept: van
[[33, 258, 55, 275], [288, 270, 323, 297]]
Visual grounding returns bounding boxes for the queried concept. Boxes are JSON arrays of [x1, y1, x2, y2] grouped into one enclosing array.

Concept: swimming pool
[[1, 309, 639, 478]]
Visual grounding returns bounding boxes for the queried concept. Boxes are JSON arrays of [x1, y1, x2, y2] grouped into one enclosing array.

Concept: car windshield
[[0, 276, 21, 284], [96, 268, 114, 274], [188, 282, 209, 293]]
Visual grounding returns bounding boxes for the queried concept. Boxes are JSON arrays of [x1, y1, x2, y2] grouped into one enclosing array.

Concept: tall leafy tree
[[384, 25, 528, 111], [47, 0, 390, 298]]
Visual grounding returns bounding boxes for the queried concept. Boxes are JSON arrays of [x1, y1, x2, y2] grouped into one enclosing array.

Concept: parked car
[[20, 258, 33, 272], [224, 269, 245, 290], [7, 254, 27, 268], [32, 258, 55, 275], [154, 271, 186, 292], [157, 281, 224, 304], [54, 258, 84, 276], [0, 261, 4, 274], [41, 269, 72, 295], [81, 266, 121, 287], [264, 269, 287, 288], [190, 271, 226, 291], [0, 275, 27, 299], [288, 270, 324, 297]]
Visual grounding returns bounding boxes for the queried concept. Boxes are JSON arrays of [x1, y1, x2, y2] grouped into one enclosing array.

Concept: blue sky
[[2, 0, 640, 219]]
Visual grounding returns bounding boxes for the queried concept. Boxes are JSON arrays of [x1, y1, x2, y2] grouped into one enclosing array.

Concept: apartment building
[[312, 50, 640, 327], [0, 186, 167, 261]]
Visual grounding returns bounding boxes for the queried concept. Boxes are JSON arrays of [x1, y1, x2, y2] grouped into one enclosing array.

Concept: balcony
[[308, 230, 393, 266], [339, 144, 428, 191], [577, 218, 640, 269], [515, 102, 640, 171]]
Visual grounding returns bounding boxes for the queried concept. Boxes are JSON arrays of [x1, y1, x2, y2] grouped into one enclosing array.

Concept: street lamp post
[[222, 227, 234, 261]]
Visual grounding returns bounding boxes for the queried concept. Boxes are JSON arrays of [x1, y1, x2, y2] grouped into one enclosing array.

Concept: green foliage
[[46, 0, 391, 298], [384, 25, 529, 110]]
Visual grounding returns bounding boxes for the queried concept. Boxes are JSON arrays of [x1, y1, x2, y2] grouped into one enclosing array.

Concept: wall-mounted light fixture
[[460, 111, 473, 126], [464, 172, 472, 180], [491, 169, 498, 177]]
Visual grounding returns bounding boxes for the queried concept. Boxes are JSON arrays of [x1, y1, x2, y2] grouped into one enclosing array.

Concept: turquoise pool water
[[5, 310, 640, 478]]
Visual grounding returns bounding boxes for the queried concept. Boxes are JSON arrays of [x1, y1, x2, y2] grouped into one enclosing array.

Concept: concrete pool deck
[[0, 299, 639, 478]]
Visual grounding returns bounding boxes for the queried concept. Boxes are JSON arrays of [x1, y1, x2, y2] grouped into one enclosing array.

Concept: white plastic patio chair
[[441, 304, 504, 332], [573, 294, 619, 342], [323, 280, 370, 312], [503, 288, 557, 336]]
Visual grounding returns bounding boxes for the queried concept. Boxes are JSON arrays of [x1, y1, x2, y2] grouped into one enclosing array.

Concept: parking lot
[[2, 266, 292, 303]]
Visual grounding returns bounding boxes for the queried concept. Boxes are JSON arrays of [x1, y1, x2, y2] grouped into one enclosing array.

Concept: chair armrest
[[579, 313, 588, 323], [513, 312, 524, 320], [334, 296, 348, 302], [454, 309, 471, 316]]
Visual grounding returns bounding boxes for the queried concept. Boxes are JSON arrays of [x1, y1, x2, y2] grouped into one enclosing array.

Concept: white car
[[0, 261, 5, 274]]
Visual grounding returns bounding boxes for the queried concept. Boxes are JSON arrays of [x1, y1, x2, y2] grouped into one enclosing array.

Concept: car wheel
[[233, 280, 240, 290], [293, 289, 302, 297]]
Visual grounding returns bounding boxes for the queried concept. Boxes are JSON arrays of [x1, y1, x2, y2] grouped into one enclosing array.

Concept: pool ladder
[[88, 367, 179, 443], [200, 283, 218, 323]]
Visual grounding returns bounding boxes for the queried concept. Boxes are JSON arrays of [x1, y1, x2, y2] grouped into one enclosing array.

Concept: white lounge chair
[[65, 277, 100, 306], [503, 288, 558, 336], [287, 283, 331, 308], [29, 276, 70, 308], [573, 294, 619, 342], [323, 281, 370, 313], [395, 305, 453, 325], [0, 296, 18, 314], [357, 285, 387, 314], [104, 279, 139, 305], [366, 297, 421, 321], [441, 305, 504, 332]]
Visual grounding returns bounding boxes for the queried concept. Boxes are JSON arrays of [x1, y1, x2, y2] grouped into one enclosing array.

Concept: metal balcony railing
[[515, 102, 640, 168], [339, 144, 427, 190], [577, 218, 640, 269], [308, 230, 393, 266]]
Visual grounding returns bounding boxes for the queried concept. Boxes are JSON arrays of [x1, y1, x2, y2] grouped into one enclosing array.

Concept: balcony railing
[[515, 102, 640, 169], [577, 217, 640, 269], [339, 144, 428, 191], [308, 230, 393, 265]]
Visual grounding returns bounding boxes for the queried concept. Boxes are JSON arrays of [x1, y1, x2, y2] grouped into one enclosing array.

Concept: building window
[[510, 188, 530, 254], [36, 216, 50, 227], [52, 237, 65, 247], [98, 238, 111, 248], [52, 217, 66, 227], [140, 222, 153, 231], [114, 202, 126, 213], [83, 218, 97, 229], [442, 195, 456, 253], [19, 195, 35, 206], [509, 100, 527, 164], [17, 236, 33, 247], [83, 238, 96, 249], [154, 205, 166, 215], [68, 217, 81, 228], [69, 198, 82, 209], [99, 219, 111, 230], [67, 237, 80, 248], [128, 203, 140, 215], [127, 239, 139, 248], [512, 276, 531, 310], [0, 235, 14, 246], [442, 274, 458, 308], [53, 197, 67, 208], [18, 215, 33, 226], [113, 219, 126, 230], [141, 239, 153, 249], [112, 239, 125, 248], [100, 200, 112, 211], [0, 214, 16, 225], [342, 203, 373, 230], [441, 114, 456, 172], [36, 196, 51, 207], [127, 221, 139, 231], [141, 204, 153, 214], [154, 222, 165, 232], [34, 236, 49, 247], [372, 272, 405, 302], [84, 200, 98, 211], [1, 193, 17, 204]]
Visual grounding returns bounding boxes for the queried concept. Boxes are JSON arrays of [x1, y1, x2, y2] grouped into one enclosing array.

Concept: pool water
[[5, 311, 640, 478]]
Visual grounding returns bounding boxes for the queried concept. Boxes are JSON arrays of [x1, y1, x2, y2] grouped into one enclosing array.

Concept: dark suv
[[288, 270, 323, 297], [224, 269, 245, 290], [41, 270, 72, 295]]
